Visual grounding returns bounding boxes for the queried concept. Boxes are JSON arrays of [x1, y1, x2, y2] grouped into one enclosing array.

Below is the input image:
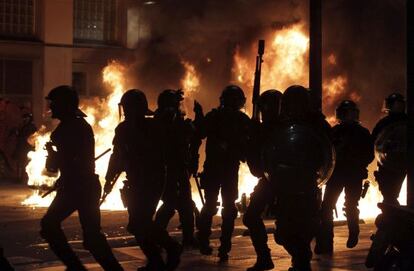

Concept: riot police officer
[[244, 89, 282, 271], [104, 89, 182, 271], [40, 85, 123, 271], [154, 89, 201, 248], [196, 85, 252, 261], [372, 93, 407, 205], [315, 100, 374, 254], [263, 85, 333, 271]]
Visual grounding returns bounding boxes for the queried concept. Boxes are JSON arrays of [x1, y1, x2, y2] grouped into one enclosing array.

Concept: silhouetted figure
[[0, 247, 14, 271], [40, 85, 123, 271], [104, 89, 182, 271], [315, 100, 374, 254], [243, 89, 282, 271], [13, 111, 36, 183], [262, 86, 332, 271], [154, 89, 201, 248], [196, 85, 252, 261], [372, 93, 407, 205]]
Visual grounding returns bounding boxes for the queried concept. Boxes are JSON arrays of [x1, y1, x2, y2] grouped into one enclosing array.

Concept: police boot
[[165, 241, 183, 271], [346, 209, 360, 248], [218, 242, 231, 263], [246, 251, 274, 271], [346, 226, 359, 248], [218, 237, 231, 263], [197, 232, 213, 255]]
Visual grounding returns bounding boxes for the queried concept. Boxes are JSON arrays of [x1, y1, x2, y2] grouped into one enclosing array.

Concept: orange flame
[[181, 60, 200, 96], [22, 31, 406, 222], [233, 23, 309, 92]]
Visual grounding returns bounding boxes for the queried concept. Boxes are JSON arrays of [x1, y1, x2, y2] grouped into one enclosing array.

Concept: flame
[[181, 60, 200, 96], [231, 24, 406, 221], [23, 60, 128, 210], [22, 31, 406, 224], [233, 23, 309, 92], [330, 176, 407, 221], [238, 163, 259, 201]]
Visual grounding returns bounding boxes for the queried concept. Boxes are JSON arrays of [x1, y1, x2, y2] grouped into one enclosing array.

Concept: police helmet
[[384, 92, 405, 113], [220, 85, 246, 110], [336, 100, 359, 122], [281, 85, 310, 117], [157, 89, 184, 110], [259, 89, 282, 111], [119, 89, 149, 117], [45, 85, 86, 118], [46, 85, 79, 111]]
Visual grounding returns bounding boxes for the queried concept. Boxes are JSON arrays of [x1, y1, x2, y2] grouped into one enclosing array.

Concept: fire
[[23, 60, 129, 210], [21, 29, 406, 224], [231, 24, 406, 221], [331, 176, 407, 221], [21, 127, 56, 207], [181, 60, 200, 96], [237, 163, 259, 202], [233, 23, 309, 92]]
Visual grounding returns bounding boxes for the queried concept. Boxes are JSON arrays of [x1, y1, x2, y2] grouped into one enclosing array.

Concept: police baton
[[99, 172, 121, 206], [193, 173, 205, 206], [361, 180, 370, 198], [41, 148, 112, 198]]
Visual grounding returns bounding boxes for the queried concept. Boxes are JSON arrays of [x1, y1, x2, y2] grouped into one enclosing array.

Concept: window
[[0, 59, 32, 97], [0, 0, 35, 38], [74, 0, 117, 44]]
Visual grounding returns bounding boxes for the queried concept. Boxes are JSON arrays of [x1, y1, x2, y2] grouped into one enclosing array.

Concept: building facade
[[0, 0, 138, 124]]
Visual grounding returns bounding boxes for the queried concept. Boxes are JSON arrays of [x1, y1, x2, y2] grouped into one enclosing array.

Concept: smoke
[[126, 0, 307, 109], [125, 0, 406, 128], [322, 0, 406, 128]]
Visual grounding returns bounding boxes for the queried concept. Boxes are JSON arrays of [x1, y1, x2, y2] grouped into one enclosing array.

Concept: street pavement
[[0, 183, 376, 270]]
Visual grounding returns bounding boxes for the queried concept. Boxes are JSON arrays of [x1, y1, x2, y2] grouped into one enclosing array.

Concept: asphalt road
[[0, 183, 376, 270]]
